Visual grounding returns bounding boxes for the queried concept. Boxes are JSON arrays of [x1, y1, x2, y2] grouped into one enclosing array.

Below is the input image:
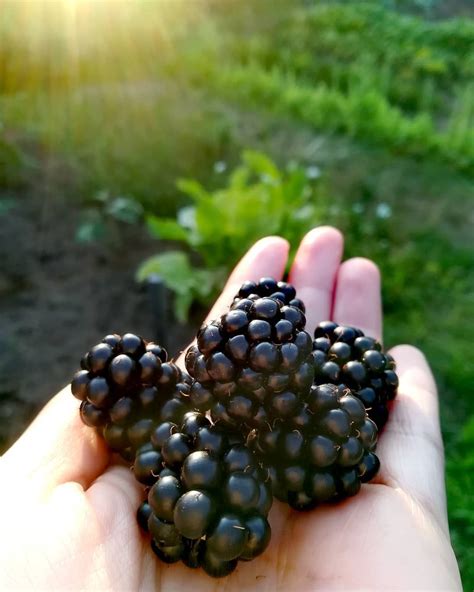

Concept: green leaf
[[136, 251, 193, 290], [177, 179, 210, 204], [243, 149, 281, 182], [136, 251, 223, 322], [76, 220, 105, 243], [194, 267, 226, 300], [146, 215, 190, 242], [193, 196, 226, 246], [106, 196, 143, 224]]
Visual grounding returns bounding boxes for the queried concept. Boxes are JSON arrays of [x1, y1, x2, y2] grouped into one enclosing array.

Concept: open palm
[[0, 227, 461, 591]]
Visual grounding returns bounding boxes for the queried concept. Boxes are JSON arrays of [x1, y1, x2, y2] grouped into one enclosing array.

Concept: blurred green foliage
[[76, 190, 144, 244], [137, 151, 324, 320], [446, 416, 474, 581], [173, 2, 474, 173], [0, 127, 27, 188], [0, 0, 473, 587]]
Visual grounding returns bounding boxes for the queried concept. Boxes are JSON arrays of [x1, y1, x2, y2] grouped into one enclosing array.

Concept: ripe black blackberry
[[136, 412, 272, 577], [251, 383, 380, 510], [185, 293, 315, 434], [232, 277, 305, 312], [71, 333, 192, 460], [312, 321, 398, 429]]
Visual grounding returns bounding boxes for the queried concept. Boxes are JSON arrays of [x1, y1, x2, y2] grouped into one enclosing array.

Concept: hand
[[0, 227, 461, 591]]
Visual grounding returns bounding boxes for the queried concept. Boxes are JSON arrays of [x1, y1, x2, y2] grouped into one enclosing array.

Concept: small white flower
[[213, 161, 227, 174], [375, 203, 392, 219]]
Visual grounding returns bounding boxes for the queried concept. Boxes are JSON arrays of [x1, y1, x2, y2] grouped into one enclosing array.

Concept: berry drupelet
[[71, 333, 192, 460], [136, 411, 272, 577], [185, 282, 315, 435], [251, 383, 380, 510], [312, 321, 398, 429]]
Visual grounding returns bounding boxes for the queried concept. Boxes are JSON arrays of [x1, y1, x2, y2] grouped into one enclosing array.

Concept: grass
[[187, 62, 474, 173], [0, 84, 238, 213], [0, 0, 473, 587]]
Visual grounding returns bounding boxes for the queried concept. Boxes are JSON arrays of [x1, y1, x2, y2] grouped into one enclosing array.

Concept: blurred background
[[0, 0, 473, 586]]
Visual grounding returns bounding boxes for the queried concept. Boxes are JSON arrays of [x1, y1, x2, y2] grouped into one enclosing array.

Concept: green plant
[[76, 190, 144, 243], [136, 151, 324, 321]]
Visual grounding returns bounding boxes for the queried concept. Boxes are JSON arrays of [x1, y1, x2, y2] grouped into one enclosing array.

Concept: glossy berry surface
[[233, 277, 301, 309], [71, 334, 192, 459], [136, 413, 272, 577], [312, 321, 398, 429], [251, 383, 380, 510], [186, 279, 314, 435]]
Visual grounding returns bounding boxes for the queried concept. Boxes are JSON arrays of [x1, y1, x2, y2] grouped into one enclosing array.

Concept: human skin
[[0, 227, 462, 591]]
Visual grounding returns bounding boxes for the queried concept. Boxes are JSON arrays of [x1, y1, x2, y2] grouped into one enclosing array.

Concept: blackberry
[[312, 322, 398, 428], [71, 333, 192, 459], [251, 384, 380, 510], [186, 292, 314, 435], [232, 277, 305, 312], [136, 413, 272, 577]]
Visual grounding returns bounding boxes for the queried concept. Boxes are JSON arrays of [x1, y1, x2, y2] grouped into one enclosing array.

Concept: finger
[[205, 235, 289, 322], [177, 235, 289, 364], [288, 226, 344, 333], [1, 386, 110, 496], [376, 345, 448, 532], [86, 464, 143, 519], [332, 257, 382, 342]]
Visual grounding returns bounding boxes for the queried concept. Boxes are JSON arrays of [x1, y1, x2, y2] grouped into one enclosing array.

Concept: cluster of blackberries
[[136, 412, 272, 577], [251, 384, 380, 510], [72, 278, 398, 578], [312, 321, 398, 428], [71, 333, 191, 460], [185, 281, 314, 434]]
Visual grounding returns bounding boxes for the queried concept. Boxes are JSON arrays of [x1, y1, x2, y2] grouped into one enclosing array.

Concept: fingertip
[[291, 226, 344, 278], [389, 344, 437, 395], [231, 235, 289, 282], [339, 257, 381, 285], [389, 344, 431, 374], [389, 343, 426, 361], [333, 257, 382, 341], [252, 235, 290, 253], [302, 225, 344, 246], [289, 226, 344, 332]]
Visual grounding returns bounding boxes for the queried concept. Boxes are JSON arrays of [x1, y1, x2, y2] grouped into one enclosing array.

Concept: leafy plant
[[76, 190, 144, 243], [136, 150, 324, 321]]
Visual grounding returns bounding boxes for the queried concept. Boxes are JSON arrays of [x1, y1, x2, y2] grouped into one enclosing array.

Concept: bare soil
[[0, 187, 198, 452]]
